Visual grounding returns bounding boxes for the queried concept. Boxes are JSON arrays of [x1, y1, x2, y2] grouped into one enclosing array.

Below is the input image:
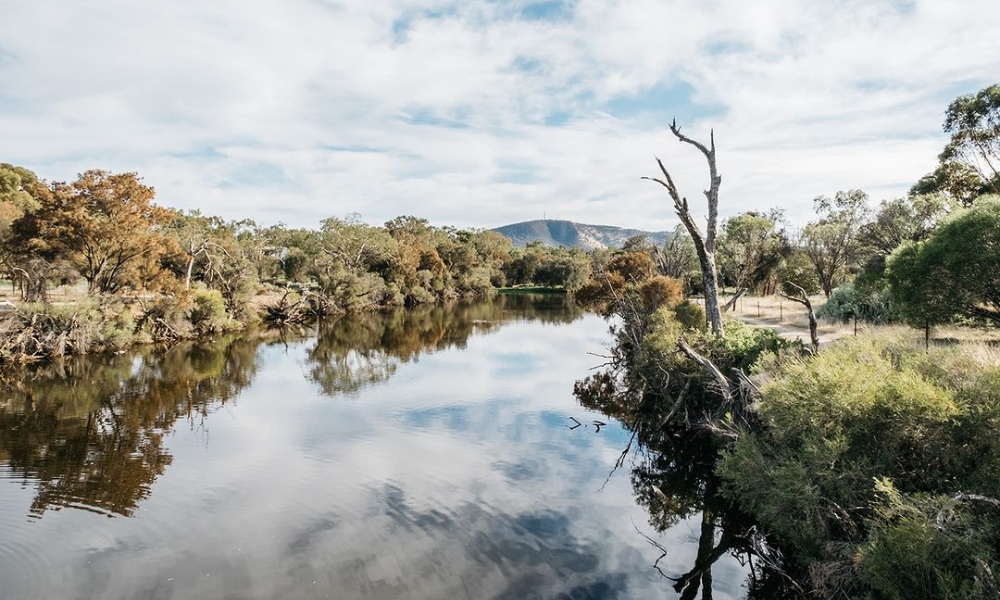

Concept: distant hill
[[491, 219, 670, 250]]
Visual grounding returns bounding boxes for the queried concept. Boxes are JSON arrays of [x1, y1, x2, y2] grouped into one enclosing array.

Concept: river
[[0, 294, 747, 600]]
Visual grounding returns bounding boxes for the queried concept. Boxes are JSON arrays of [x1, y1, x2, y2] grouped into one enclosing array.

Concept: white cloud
[[1, 0, 997, 230]]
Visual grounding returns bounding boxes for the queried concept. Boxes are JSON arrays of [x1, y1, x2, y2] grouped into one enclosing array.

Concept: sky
[[1, 0, 998, 232]]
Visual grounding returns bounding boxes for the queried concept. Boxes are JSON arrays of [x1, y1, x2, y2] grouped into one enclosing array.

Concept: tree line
[[1, 83, 996, 353], [0, 167, 600, 315], [658, 85, 1000, 333]]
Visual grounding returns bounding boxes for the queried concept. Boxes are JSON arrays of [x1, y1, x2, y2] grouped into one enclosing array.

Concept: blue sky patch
[[604, 81, 726, 125], [218, 161, 293, 190], [392, 7, 459, 43], [400, 107, 470, 129], [520, 0, 573, 21]]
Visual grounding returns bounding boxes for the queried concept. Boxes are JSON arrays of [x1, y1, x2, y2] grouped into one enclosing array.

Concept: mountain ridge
[[491, 219, 669, 250]]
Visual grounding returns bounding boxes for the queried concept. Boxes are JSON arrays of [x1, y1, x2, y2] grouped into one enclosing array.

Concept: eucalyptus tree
[[888, 197, 1000, 329], [0, 164, 44, 293], [717, 211, 789, 295], [657, 225, 699, 290], [0, 163, 42, 228], [165, 213, 259, 318], [854, 193, 952, 292], [312, 215, 401, 311], [800, 189, 870, 297], [912, 83, 1000, 205]]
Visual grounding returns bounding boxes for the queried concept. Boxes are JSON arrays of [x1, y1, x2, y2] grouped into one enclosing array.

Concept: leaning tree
[[644, 120, 725, 335]]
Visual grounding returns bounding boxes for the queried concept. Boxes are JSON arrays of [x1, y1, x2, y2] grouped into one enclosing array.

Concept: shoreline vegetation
[[570, 87, 1000, 598], [0, 283, 576, 364], [0, 164, 598, 364], [576, 267, 1000, 598]]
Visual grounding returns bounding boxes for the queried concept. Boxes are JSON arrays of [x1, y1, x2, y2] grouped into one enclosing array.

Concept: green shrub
[[817, 282, 897, 324], [714, 317, 796, 371], [672, 300, 705, 332], [858, 479, 1000, 600], [99, 305, 136, 351], [719, 335, 1000, 595], [190, 289, 234, 334]]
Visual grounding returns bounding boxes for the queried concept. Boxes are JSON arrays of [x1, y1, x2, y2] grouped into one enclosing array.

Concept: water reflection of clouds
[[0, 311, 746, 599]]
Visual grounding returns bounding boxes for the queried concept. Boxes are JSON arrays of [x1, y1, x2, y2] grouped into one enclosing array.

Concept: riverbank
[[590, 288, 1000, 598], [0, 282, 538, 364]]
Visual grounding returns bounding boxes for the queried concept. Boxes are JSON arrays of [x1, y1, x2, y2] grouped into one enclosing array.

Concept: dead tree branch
[[723, 287, 747, 312], [642, 120, 725, 335], [677, 338, 733, 403], [780, 281, 819, 353]]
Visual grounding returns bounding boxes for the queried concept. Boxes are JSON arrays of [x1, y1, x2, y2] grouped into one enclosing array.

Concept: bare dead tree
[[780, 281, 819, 353], [643, 120, 724, 335]]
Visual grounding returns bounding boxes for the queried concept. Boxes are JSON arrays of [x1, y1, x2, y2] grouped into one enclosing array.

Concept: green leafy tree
[[312, 215, 401, 312], [163, 211, 259, 318], [470, 229, 513, 287], [854, 193, 952, 294], [887, 197, 1000, 327], [532, 247, 592, 291], [777, 249, 821, 295], [0, 164, 45, 289], [912, 84, 1000, 205], [0, 163, 42, 226], [718, 211, 789, 295], [265, 224, 323, 283], [800, 189, 869, 297]]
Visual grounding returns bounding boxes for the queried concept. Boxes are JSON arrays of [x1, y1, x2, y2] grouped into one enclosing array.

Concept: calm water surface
[[0, 295, 746, 599]]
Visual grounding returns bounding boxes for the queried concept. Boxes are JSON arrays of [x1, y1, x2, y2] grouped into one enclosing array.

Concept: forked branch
[[780, 281, 819, 353]]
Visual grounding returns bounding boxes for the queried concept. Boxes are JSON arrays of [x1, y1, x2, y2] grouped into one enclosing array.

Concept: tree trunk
[[782, 282, 819, 353], [644, 120, 725, 336], [700, 250, 724, 334], [185, 256, 195, 290], [13, 262, 49, 303]]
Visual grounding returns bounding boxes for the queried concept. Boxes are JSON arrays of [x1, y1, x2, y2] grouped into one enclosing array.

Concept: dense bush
[[718, 335, 1000, 598], [672, 300, 706, 332], [817, 282, 897, 324]]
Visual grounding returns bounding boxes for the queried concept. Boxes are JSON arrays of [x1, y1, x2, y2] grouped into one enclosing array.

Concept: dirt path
[[734, 314, 855, 347]]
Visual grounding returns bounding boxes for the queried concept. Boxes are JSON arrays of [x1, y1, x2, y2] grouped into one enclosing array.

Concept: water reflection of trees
[[0, 337, 260, 518], [576, 371, 786, 600], [0, 295, 581, 519], [306, 294, 582, 396]]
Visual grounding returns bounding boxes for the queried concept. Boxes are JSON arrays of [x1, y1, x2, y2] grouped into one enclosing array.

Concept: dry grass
[[724, 294, 1000, 349], [725, 294, 855, 340], [0, 279, 91, 304]]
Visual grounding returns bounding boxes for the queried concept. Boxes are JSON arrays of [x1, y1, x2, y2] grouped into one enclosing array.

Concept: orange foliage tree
[[11, 170, 179, 294]]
